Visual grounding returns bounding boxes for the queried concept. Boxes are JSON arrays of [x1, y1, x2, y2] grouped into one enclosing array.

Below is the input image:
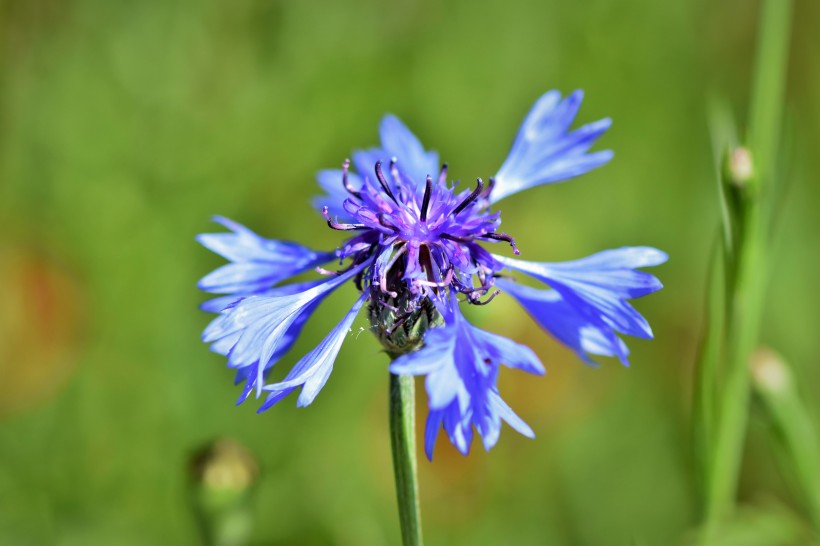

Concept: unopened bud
[[725, 147, 755, 187], [189, 439, 258, 546], [750, 347, 791, 395], [191, 438, 259, 494], [369, 290, 443, 358]]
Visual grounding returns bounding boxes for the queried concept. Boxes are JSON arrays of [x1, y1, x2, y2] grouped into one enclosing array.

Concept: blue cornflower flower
[[198, 89, 667, 459]]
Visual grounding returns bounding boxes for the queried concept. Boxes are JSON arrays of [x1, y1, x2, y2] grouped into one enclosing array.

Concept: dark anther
[[420, 175, 433, 222], [377, 298, 400, 313], [341, 159, 361, 198], [438, 163, 449, 186], [483, 232, 520, 255], [440, 233, 472, 244], [385, 311, 413, 336], [418, 245, 435, 284], [480, 177, 496, 200], [353, 246, 378, 266], [469, 289, 501, 306], [389, 158, 402, 185], [322, 206, 368, 231], [452, 178, 484, 216], [374, 161, 399, 205], [377, 213, 399, 231]]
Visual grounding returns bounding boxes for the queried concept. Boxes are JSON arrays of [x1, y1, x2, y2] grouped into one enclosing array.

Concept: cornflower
[[198, 90, 666, 459]]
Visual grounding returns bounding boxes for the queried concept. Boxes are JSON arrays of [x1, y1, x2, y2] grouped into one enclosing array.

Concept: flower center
[[321, 159, 520, 307]]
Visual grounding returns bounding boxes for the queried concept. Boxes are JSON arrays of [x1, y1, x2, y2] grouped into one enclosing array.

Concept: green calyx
[[368, 292, 443, 359]]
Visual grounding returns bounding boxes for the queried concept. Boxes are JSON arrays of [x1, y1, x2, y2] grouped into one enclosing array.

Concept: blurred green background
[[1, 0, 818, 544]]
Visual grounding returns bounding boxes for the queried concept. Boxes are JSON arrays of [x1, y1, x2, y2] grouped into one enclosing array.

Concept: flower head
[[198, 90, 667, 459]]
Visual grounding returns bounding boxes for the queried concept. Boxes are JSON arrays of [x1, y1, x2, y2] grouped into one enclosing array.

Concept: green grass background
[[0, 0, 818, 544]]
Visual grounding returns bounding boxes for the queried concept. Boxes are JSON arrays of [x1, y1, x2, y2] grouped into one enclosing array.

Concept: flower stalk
[[389, 372, 423, 546], [750, 349, 820, 532], [696, 0, 792, 540]]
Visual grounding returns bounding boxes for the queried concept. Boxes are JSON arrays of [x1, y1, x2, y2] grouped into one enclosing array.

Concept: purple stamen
[[440, 233, 472, 244], [323, 206, 368, 231], [438, 163, 448, 186], [377, 299, 400, 312], [420, 175, 433, 222], [468, 289, 501, 306], [379, 245, 406, 298], [389, 158, 402, 187], [480, 177, 495, 200], [375, 161, 399, 205], [320, 155, 508, 315], [415, 266, 454, 288], [377, 213, 399, 232], [385, 311, 412, 336], [341, 159, 361, 198], [484, 232, 520, 255], [452, 178, 484, 216]]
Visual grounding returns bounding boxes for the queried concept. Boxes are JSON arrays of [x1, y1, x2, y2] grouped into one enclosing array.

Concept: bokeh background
[[1, 0, 818, 544]]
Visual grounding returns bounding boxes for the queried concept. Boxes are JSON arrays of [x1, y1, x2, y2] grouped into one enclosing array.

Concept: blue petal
[[424, 411, 444, 461], [202, 277, 328, 399], [547, 246, 668, 274], [312, 169, 362, 222], [496, 278, 629, 366], [197, 216, 334, 294], [211, 330, 243, 357], [203, 262, 369, 396], [495, 247, 666, 365], [489, 390, 534, 438], [234, 364, 269, 405], [201, 280, 324, 317], [479, 411, 502, 452], [491, 90, 613, 204], [442, 403, 473, 456], [200, 294, 242, 313], [344, 116, 439, 191], [378, 115, 439, 187], [211, 280, 324, 384], [202, 281, 323, 352], [350, 149, 385, 184], [230, 296, 322, 403], [478, 330, 545, 375], [259, 293, 368, 410], [390, 301, 540, 459]]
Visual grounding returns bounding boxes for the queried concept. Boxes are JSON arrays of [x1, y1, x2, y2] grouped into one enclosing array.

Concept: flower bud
[[368, 289, 443, 358], [750, 347, 791, 395], [725, 146, 755, 188], [189, 439, 259, 546]]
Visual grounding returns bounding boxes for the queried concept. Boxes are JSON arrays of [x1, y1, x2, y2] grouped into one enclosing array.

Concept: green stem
[[747, 0, 793, 188], [692, 235, 726, 502], [699, 0, 792, 540], [701, 210, 763, 534], [751, 351, 820, 532], [389, 373, 423, 546]]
